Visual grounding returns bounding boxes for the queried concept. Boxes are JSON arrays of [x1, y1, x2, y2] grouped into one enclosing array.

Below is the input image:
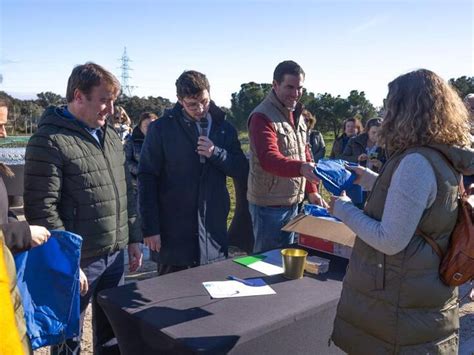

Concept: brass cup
[[281, 248, 308, 279]]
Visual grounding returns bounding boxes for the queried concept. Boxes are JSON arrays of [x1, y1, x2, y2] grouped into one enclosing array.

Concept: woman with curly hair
[[329, 69, 473, 354]]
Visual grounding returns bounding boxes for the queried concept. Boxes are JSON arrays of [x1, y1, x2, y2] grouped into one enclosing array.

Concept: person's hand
[[128, 243, 143, 273], [358, 153, 368, 162], [470, 287, 474, 302], [308, 192, 329, 208], [144, 234, 161, 252], [300, 162, 319, 183], [197, 136, 215, 158], [345, 164, 368, 185], [370, 158, 382, 169], [79, 268, 88, 296], [29, 225, 51, 248], [467, 183, 474, 195], [328, 192, 351, 215]]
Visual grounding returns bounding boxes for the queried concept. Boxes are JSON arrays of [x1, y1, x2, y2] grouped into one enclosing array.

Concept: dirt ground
[[33, 254, 474, 355]]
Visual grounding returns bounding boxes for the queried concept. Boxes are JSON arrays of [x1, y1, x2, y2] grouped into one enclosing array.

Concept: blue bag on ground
[[313, 159, 357, 196], [14, 230, 82, 350]]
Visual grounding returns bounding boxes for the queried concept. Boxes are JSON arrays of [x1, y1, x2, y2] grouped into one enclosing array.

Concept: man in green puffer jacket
[[24, 62, 142, 355]]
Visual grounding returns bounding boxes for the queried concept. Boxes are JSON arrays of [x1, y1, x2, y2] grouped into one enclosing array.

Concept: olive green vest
[[247, 91, 307, 206], [332, 146, 460, 354]]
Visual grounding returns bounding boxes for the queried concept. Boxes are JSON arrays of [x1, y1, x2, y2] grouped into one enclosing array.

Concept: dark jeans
[[150, 249, 160, 263], [248, 203, 299, 254], [51, 250, 125, 355]]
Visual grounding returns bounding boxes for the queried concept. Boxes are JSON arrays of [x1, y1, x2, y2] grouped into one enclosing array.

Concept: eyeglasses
[[181, 98, 210, 111]]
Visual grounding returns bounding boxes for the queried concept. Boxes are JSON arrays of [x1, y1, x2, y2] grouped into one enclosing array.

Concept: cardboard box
[[282, 213, 356, 259], [298, 234, 353, 259]]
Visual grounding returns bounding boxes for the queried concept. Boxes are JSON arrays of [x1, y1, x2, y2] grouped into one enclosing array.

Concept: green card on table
[[233, 255, 266, 266]]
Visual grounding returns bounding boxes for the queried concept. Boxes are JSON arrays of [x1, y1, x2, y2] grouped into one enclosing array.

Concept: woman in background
[[329, 69, 473, 354], [111, 106, 132, 143], [124, 112, 158, 265], [329, 117, 362, 159], [302, 109, 326, 163], [342, 117, 385, 172], [124, 111, 158, 193], [340, 118, 384, 208]]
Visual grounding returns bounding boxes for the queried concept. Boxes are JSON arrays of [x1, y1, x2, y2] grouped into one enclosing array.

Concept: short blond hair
[[379, 69, 470, 153]]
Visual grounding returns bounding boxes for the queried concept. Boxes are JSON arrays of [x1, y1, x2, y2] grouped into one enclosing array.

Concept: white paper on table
[[202, 280, 276, 298], [246, 260, 283, 275], [246, 249, 284, 276]]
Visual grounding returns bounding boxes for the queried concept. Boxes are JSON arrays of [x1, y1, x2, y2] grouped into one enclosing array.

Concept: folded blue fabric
[[14, 230, 82, 349], [303, 203, 333, 218], [313, 159, 357, 196], [303, 204, 341, 221]]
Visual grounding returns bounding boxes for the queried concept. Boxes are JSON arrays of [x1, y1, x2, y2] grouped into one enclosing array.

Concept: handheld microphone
[[199, 117, 209, 164]]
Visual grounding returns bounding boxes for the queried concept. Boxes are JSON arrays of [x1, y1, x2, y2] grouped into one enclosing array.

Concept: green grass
[[238, 131, 249, 153], [324, 133, 335, 157], [320, 132, 335, 202], [0, 135, 30, 148]]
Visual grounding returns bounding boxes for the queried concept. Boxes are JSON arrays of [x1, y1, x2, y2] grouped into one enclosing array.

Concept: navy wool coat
[[138, 102, 248, 266]]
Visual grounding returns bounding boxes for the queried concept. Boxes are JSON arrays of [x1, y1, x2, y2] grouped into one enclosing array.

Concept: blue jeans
[[51, 250, 125, 355], [249, 203, 299, 254]]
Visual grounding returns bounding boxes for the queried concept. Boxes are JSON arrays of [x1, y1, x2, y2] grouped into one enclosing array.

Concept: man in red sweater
[[247, 60, 327, 253]]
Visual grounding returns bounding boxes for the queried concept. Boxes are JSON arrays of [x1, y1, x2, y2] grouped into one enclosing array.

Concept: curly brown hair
[[379, 69, 470, 153]]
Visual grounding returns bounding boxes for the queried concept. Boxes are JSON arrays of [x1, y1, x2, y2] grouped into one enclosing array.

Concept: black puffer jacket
[[24, 106, 139, 259], [124, 125, 145, 190], [0, 171, 31, 254]]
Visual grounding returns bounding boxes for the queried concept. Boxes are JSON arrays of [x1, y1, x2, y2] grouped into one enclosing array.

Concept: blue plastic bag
[[303, 204, 341, 221], [303, 203, 333, 218], [313, 159, 357, 196], [14, 230, 82, 350]]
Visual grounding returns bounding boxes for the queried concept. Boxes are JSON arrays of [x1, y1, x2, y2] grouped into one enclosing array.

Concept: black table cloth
[[98, 250, 348, 355]]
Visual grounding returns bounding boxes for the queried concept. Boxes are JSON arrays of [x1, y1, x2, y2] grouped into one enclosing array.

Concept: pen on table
[[226, 275, 259, 287]]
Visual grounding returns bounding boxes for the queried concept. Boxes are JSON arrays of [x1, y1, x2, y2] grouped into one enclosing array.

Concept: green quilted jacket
[[24, 106, 139, 259]]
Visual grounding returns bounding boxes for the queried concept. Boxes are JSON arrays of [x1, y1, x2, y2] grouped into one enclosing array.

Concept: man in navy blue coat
[[138, 70, 247, 275]]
